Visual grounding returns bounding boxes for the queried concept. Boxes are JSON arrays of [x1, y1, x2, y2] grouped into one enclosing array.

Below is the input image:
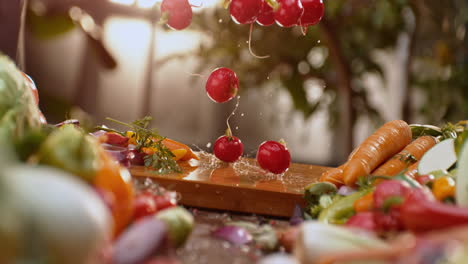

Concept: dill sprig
[[104, 116, 181, 174]]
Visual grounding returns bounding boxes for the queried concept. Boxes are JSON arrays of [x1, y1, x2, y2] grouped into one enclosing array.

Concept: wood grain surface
[[131, 153, 331, 217]]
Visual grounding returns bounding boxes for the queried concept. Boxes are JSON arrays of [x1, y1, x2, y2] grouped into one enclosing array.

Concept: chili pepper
[[318, 189, 372, 224], [353, 192, 374, 212], [400, 188, 468, 232], [432, 176, 455, 201]]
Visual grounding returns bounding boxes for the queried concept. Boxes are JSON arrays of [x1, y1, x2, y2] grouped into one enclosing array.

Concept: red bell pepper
[[400, 189, 468, 232]]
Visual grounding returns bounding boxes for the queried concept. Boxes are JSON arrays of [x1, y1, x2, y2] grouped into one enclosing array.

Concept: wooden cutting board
[[131, 153, 331, 217]]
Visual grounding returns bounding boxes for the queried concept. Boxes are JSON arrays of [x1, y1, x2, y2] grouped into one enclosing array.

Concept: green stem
[[265, 0, 280, 11]]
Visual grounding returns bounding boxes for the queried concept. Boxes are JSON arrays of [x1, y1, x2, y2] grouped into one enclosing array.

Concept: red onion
[[337, 185, 357, 196], [112, 217, 170, 264], [212, 226, 252, 245], [289, 204, 304, 226], [102, 144, 129, 166], [91, 130, 107, 138]]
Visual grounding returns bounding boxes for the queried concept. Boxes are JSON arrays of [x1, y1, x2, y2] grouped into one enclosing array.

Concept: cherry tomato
[[213, 135, 244, 162], [274, 0, 304, 27], [230, 0, 262, 24], [94, 151, 135, 237], [154, 195, 177, 211], [256, 140, 291, 174], [205, 68, 239, 103], [133, 192, 158, 220], [161, 0, 193, 30]]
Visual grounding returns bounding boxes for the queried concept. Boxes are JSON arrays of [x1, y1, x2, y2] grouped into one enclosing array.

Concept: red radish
[[105, 132, 129, 147], [299, 0, 324, 27], [346, 212, 376, 232], [374, 208, 404, 232], [274, 0, 304, 27], [205, 67, 239, 103], [256, 0, 275, 26], [161, 0, 193, 30], [256, 140, 291, 174], [229, 0, 262, 24], [373, 180, 411, 210], [214, 134, 244, 162], [133, 193, 158, 220]]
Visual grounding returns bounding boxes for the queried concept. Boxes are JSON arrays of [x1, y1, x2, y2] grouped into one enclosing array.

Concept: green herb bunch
[[97, 116, 182, 174]]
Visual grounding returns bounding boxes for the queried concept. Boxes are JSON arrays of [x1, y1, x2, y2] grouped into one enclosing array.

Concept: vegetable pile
[[0, 55, 195, 264], [274, 119, 468, 264]]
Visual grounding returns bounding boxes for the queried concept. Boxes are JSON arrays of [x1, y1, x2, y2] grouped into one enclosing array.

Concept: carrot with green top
[[372, 136, 436, 177], [342, 120, 412, 186]]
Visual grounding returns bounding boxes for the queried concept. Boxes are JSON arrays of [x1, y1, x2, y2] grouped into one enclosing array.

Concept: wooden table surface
[[131, 152, 331, 217]]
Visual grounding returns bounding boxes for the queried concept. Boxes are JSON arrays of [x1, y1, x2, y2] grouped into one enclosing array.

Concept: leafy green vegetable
[[37, 125, 100, 182], [0, 54, 43, 138], [318, 189, 372, 224]]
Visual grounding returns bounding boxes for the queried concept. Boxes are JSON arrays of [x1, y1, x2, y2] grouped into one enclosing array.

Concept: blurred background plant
[[1, 0, 466, 165]]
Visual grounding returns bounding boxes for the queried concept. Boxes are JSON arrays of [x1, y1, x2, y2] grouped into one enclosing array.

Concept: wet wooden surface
[[131, 153, 331, 217]]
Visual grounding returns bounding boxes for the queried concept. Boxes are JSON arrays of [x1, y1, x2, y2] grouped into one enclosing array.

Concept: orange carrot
[[319, 165, 345, 187], [342, 120, 412, 186], [162, 138, 199, 161], [372, 136, 436, 177], [404, 162, 419, 178], [353, 192, 374, 212]]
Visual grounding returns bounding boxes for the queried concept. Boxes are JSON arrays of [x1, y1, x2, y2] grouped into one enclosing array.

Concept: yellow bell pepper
[[432, 176, 455, 201]]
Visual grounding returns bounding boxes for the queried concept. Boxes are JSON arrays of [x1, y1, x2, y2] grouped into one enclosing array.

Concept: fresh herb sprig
[[101, 116, 181, 174]]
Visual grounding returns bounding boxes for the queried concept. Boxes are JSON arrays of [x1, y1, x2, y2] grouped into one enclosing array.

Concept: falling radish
[[229, 0, 263, 25], [299, 0, 324, 27], [256, 0, 276, 26], [274, 0, 304, 27], [257, 140, 291, 174], [206, 67, 239, 103], [160, 0, 193, 30]]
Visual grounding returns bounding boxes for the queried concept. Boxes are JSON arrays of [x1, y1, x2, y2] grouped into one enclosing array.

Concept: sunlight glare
[[110, 0, 136, 5], [137, 0, 158, 8]]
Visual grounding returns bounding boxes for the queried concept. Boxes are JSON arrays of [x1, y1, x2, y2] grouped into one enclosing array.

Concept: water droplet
[[246, 40, 249, 44], [218, 19, 223, 23], [206, 142, 212, 148], [266, 76, 270, 80], [235, 126, 239, 130], [317, 40, 321, 43], [241, 113, 244, 117]]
